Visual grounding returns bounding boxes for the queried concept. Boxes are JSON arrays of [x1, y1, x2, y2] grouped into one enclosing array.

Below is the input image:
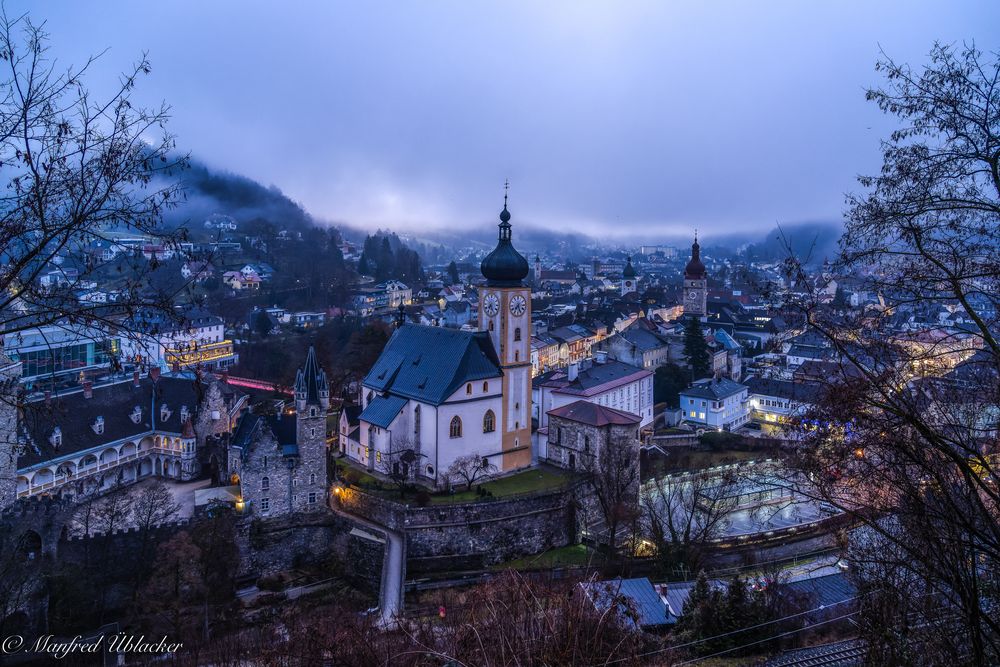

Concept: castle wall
[[336, 480, 602, 573]]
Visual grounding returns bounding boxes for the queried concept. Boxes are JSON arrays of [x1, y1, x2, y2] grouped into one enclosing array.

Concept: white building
[[533, 356, 654, 431], [679, 377, 750, 431]]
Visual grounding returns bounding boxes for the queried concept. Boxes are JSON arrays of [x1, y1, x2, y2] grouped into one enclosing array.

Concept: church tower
[[621, 255, 637, 296], [683, 233, 708, 319], [479, 186, 532, 471]]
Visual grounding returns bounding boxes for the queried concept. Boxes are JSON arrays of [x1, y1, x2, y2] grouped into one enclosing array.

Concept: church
[[343, 196, 533, 487]]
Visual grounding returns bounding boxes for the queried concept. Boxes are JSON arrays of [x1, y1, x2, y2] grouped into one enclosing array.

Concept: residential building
[[534, 357, 654, 430], [679, 377, 749, 431]]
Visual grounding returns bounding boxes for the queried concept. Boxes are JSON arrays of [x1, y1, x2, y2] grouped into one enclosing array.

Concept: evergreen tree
[[653, 362, 688, 408], [683, 316, 711, 380], [447, 261, 460, 285]]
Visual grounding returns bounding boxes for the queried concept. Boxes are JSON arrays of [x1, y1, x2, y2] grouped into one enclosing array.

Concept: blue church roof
[[359, 394, 408, 428], [363, 324, 502, 406]]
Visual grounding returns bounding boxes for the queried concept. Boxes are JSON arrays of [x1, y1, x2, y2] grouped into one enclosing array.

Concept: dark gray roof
[[787, 344, 833, 360], [231, 411, 298, 459], [18, 374, 242, 468], [580, 577, 670, 629], [535, 360, 651, 397], [681, 377, 747, 400], [745, 377, 823, 404], [359, 394, 407, 428], [363, 324, 502, 406]]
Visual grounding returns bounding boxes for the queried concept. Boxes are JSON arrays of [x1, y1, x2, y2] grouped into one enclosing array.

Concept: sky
[[15, 1, 1000, 240]]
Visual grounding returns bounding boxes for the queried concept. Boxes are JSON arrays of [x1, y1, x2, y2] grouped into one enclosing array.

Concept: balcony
[[165, 340, 236, 368]]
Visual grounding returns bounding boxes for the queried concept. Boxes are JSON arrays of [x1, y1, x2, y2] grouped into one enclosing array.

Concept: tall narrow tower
[[293, 346, 329, 511], [479, 186, 532, 471], [683, 233, 708, 319]]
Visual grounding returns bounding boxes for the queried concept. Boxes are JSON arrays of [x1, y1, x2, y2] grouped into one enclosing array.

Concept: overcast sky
[[19, 1, 1000, 239]]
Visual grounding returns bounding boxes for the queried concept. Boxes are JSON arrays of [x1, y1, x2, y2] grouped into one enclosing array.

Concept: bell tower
[[479, 183, 532, 471], [683, 232, 708, 319]]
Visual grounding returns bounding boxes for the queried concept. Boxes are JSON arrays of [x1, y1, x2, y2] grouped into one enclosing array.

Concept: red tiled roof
[[547, 399, 641, 426]]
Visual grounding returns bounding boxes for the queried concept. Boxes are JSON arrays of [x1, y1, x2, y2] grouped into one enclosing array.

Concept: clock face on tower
[[688, 291, 698, 300], [509, 295, 527, 316], [483, 293, 500, 317]]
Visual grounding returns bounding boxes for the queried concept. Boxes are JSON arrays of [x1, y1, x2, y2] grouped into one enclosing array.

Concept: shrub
[[414, 489, 432, 507]]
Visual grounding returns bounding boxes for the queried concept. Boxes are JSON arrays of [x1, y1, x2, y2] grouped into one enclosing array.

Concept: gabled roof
[[363, 324, 502, 406], [231, 412, 297, 459], [359, 394, 407, 428], [548, 400, 641, 426]]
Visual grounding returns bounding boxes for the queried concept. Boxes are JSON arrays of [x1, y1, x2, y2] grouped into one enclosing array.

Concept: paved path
[[327, 501, 405, 628]]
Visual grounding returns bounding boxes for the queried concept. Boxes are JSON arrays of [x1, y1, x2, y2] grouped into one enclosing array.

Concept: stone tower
[[479, 187, 533, 471], [683, 233, 708, 319], [293, 346, 329, 510], [0, 349, 21, 511]]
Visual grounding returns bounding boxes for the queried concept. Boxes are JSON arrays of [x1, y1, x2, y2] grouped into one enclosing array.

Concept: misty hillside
[[160, 159, 842, 263]]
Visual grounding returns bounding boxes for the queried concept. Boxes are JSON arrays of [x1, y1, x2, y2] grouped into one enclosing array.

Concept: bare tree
[[642, 469, 741, 577], [130, 479, 181, 599], [446, 453, 498, 492], [583, 433, 641, 553], [0, 10, 190, 381], [776, 44, 1000, 665], [374, 437, 423, 499]]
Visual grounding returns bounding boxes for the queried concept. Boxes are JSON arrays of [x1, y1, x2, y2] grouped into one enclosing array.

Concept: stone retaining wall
[[337, 481, 602, 571]]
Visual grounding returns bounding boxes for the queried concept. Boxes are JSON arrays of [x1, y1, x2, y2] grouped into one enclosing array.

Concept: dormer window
[[130, 406, 142, 424], [92, 416, 104, 435], [50, 427, 62, 448], [160, 404, 171, 421], [180, 405, 189, 422]]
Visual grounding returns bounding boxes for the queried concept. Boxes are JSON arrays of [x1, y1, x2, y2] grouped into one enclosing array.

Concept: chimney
[[133, 370, 141, 387], [568, 362, 579, 382], [594, 350, 608, 364], [83, 381, 93, 399], [149, 367, 160, 381]]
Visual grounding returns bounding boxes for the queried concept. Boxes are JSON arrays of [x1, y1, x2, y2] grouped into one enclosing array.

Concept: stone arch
[[100, 448, 118, 465], [16, 475, 29, 495], [139, 458, 153, 477], [120, 442, 137, 458], [56, 461, 76, 478], [81, 454, 98, 469], [154, 458, 162, 476], [18, 530, 42, 560], [140, 436, 154, 451], [32, 468, 54, 487]]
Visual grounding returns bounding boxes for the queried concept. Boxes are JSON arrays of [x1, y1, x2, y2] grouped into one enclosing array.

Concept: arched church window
[[514, 327, 521, 341], [483, 410, 496, 433], [261, 476, 270, 491], [450, 416, 463, 438], [483, 381, 489, 392], [466, 383, 472, 395]]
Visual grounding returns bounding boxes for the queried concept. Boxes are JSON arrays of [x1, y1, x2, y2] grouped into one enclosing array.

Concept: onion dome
[[623, 255, 637, 278], [481, 201, 529, 287], [684, 234, 706, 279]]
